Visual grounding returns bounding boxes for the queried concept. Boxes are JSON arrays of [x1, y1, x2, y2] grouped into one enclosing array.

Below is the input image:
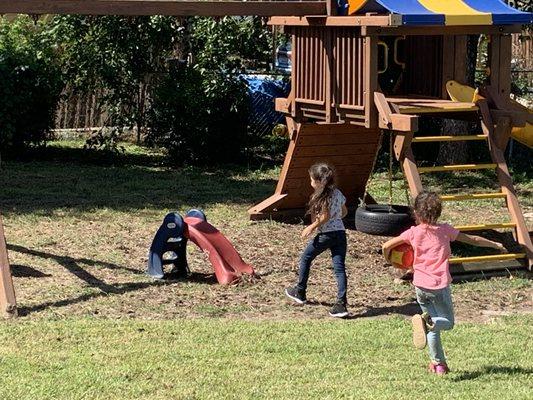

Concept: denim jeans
[[297, 230, 347, 303], [415, 285, 455, 364]]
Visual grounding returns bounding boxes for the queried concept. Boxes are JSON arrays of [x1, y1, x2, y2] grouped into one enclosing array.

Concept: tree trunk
[[437, 35, 479, 165]]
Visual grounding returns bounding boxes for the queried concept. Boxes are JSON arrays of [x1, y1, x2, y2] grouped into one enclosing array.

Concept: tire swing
[[355, 131, 414, 236]]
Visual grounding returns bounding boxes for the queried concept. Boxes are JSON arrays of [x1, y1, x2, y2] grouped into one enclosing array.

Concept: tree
[[48, 15, 177, 145], [0, 16, 63, 158]]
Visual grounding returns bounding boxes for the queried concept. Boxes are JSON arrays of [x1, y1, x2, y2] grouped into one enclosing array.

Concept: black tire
[[355, 204, 414, 236]]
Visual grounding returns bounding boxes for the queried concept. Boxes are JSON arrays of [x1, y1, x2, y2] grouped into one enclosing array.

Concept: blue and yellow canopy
[[348, 0, 533, 26]]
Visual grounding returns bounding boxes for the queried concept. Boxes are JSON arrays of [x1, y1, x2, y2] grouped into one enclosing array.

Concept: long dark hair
[[307, 163, 337, 218]]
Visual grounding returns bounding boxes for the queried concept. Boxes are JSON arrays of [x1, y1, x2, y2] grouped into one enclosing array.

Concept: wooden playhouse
[[248, 0, 533, 273]]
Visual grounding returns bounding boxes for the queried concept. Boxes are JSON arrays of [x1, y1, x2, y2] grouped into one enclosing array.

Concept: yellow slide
[[446, 80, 533, 148]]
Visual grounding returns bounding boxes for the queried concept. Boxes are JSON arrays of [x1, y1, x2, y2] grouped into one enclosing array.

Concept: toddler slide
[[184, 217, 255, 285]]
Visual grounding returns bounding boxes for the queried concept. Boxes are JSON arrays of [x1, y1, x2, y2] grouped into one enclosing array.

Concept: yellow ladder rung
[[412, 135, 487, 143], [455, 223, 516, 232], [418, 163, 497, 173], [450, 253, 526, 264], [440, 193, 506, 201]]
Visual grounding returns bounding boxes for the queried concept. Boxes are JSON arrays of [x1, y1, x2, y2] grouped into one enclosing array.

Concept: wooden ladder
[[378, 94, 533, 272]]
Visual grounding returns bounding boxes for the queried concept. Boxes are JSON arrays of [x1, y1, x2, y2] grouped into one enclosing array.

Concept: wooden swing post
[[0, 214, 17, 318]]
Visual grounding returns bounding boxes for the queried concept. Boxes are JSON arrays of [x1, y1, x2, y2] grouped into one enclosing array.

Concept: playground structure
[[0, 1, 532, 318], [248, 1, 533, 277], [147, 210, 255, 284]]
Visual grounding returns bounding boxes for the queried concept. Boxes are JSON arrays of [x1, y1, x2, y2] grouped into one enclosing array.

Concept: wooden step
[[440, 193, 506, 201], [450, 253, 526, 264], [418, 163, 496, 173], [455, 223, 516, 232], [412, 135, 487, 143]]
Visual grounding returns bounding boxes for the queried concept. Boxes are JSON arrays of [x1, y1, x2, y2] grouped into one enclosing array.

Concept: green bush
[[0, 17, 63, 153], [146, 16, 274, 165], [147, 66, 249, 165]]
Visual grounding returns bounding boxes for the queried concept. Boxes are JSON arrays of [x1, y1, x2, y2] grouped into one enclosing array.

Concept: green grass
[[0, 140, 531, 399], [0, 317, 532, 400]]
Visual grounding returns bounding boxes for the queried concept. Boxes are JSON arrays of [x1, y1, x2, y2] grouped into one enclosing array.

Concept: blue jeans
[[297, 231, 347, 303], [415, 285, 455, 364]]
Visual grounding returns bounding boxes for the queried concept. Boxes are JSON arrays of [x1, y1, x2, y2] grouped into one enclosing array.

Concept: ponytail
[[307, 163, 337, 218]]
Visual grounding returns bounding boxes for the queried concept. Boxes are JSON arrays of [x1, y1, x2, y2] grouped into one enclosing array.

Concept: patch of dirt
[[7, 214, 532, 324]]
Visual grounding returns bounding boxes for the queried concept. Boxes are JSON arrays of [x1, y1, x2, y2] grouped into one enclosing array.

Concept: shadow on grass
[[305, 300, 420, 319], [10, 264, 52, 278], [8, 244, 142, 276], [9, 243, 220, 316], [452, 366, 533, 382], [348, 301, 420, 319], [17, 280, 170, 317], [0, 143, 278, 215]]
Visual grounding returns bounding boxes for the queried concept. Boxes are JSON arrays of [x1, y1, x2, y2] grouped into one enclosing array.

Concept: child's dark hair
[[307, 163, 336, 217], [413, 191, 442, 225]]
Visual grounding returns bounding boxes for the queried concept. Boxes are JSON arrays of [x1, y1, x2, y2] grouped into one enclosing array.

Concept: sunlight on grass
[[0, 317, 531, 400]]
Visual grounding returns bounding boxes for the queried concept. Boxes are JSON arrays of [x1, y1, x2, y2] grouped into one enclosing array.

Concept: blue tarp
[[242, 76, 290, 131]]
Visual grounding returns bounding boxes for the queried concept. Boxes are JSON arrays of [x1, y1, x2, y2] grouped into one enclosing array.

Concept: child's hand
[[301, 225, 315, 239], [382, 245, 391, 261], [493, 242, 508, 253]]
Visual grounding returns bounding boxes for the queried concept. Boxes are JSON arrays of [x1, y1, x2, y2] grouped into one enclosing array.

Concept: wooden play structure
[[1, 1, 532, 318]]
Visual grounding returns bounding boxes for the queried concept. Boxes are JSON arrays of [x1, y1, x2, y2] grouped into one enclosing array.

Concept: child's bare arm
[[382, 237, 407, 261], [302, 210, 330, 238], [341, 204, 348, 219], [455, 233, 507, 252]]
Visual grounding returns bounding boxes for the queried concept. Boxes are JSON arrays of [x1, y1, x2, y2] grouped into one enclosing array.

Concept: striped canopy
[[348, 0, 533, 26]]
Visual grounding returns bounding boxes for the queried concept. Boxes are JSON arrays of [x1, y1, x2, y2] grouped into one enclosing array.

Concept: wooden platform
[[385, 97, 479, 115]]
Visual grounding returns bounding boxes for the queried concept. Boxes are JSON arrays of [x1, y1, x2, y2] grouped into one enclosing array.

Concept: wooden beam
[[401, 148, 423, 197], [0, 214, 17, 319], [498, 35, 512, 99], [373, 92, 393, 128], [488, 34, 501, 92], [0, 1, 327, 16], [488, 34, 512, 99], [364, 35, 378, 129], [393, 131, 413, 161], [362, 25, 520, 37], [268, 15, 394, 27], [441, 36, 455, 99], [390, 114, 418, 132]]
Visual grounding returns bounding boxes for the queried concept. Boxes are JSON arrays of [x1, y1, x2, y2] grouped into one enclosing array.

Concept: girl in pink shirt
[[382, 191, 505, 375]]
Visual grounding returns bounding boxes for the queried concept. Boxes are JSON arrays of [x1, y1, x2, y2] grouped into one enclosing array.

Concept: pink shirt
[[399, 223, 460, 290]]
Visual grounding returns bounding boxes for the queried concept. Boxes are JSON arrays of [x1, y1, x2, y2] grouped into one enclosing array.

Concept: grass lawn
[[0, 317, 532, 400], [0, 140, 531, 399]]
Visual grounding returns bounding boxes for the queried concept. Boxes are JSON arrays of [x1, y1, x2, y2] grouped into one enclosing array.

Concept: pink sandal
[[428, 362, 449, 375]]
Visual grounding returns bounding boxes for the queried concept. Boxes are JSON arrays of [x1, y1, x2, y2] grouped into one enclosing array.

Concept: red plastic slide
[[184, 217, 255, 284]]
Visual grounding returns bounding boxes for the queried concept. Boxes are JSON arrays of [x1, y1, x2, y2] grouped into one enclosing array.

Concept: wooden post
[[0, 214, 17, 318], [326, 0, 337, 16], [441, 36, 455, 98], [324, 28, 333, 123], [488, 33, 512, 99], [364, 35, 378, 129]]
